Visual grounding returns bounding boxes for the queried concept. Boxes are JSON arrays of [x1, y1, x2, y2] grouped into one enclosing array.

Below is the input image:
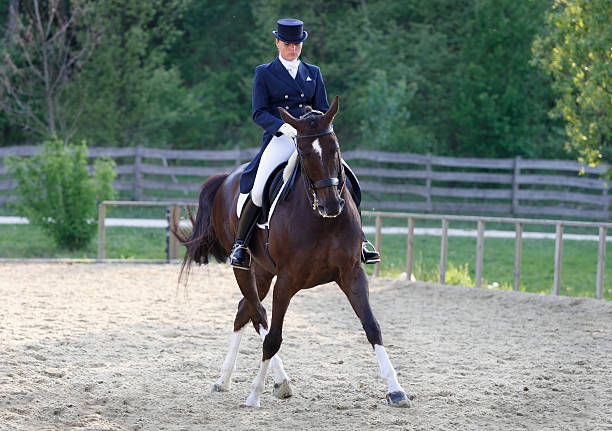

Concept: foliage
[[0, 0, 583, 161], [532, 0, 612, 167], [358, 70, 418, 151], [0, 0, 99, 140], [449, 0, 565, 158], [5, 139, 117, 249], [67, 0, 200, 147]]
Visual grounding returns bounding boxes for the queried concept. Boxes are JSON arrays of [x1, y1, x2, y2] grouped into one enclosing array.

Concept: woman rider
[[230, 18, 380, 269]]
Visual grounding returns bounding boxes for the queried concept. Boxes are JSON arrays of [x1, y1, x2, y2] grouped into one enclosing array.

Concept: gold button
[[284, 95, 288, 99], [285, 106, 289, 109], [299, 104, 302, 107], [300, 93, 304, 97]]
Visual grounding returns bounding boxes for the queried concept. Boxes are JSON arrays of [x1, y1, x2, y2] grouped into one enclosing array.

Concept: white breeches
[[251, 135, 295, 207]]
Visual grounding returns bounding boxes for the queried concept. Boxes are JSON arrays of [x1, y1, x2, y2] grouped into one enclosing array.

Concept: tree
[[533, 0, 612, 166], [69, 0, 200, 148], [0, 0, 98, 140]]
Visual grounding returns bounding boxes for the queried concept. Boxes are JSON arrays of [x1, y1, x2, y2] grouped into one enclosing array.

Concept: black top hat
[[273, 18, 308, 44]]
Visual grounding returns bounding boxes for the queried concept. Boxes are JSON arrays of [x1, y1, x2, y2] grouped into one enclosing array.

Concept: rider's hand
[[278, 123, 298, 139]]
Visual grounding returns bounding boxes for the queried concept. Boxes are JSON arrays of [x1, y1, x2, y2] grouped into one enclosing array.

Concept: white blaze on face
[[312, 138, 322, 159]]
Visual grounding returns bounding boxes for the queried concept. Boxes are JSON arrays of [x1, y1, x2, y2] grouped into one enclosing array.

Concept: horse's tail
[[175, 173, 229, 283]]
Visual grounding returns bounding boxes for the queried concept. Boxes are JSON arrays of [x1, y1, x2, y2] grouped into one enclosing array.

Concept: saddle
[[259, 157, 300, 226], [237, 154, 361, 227]]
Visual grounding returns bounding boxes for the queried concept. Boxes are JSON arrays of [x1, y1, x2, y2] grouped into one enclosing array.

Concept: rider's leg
[[229, 196, 260, 269], [230, 135, 295, 270], [342, 160, 381, 264]]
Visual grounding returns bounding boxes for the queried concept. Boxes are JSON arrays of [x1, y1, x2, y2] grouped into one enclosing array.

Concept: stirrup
[[361, 240, 381, 264], [230, 243, 251, 270]]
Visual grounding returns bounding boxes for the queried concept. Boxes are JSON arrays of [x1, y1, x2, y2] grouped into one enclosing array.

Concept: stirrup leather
[[361, 239, 381, 264]]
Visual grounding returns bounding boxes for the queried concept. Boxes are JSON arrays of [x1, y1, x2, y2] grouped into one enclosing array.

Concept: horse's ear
[[279, 107, 300, 129], [324, 96, 339, 123]]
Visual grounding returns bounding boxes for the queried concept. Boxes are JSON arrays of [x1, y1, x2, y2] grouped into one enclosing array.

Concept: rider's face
[[276, 39, 302, 61]]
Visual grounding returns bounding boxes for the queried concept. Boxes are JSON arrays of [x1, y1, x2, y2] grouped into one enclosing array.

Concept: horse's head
[[279, 96, 345, 218]]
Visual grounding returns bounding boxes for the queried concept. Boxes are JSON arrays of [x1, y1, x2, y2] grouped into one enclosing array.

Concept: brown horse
[[177, 96, 409, 408]]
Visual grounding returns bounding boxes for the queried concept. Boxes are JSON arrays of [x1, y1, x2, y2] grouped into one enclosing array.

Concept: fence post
[[513, 223, 523, 291], [374, 215, 382, 277], [406, 216, 415, 280], [440, 218, 448, 284], [167, 205, 181, 261], [553, 224, 564, 295], [596, 227, 607, 300], [97, 202, 106, 261], [602, 182, 609, 218], [475, 220, 485, 288], [133, 144, 143, 200], [512, 156, 521, 215], [234, 144, 241, 169], [426, 153, 432, 211]]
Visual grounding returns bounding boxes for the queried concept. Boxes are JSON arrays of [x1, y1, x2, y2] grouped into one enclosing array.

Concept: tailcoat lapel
[[270, 57, 303, 92]]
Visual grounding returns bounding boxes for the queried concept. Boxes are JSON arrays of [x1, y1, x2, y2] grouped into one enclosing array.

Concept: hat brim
[[273, 30, 308, 43]]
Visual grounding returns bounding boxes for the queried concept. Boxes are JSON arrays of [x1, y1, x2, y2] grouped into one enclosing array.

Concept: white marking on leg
[[245, 359, 270, 407], [258, 324, 289, 384], [312, 138, 322, 159], [374, 344, 404, 394], [214, 326, 245, 391]]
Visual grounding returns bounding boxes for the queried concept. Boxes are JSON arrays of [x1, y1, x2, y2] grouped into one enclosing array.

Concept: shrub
[[6, 139, 117, 250]]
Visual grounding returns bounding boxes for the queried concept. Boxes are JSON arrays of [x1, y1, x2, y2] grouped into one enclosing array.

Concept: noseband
[[294, 128, 345, 212]]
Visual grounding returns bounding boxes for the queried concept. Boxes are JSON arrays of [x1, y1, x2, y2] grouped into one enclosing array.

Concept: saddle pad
[[236, 150, 299, 222]]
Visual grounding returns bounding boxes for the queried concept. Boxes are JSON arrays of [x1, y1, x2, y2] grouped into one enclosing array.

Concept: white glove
[[278, 123, 297, 139]]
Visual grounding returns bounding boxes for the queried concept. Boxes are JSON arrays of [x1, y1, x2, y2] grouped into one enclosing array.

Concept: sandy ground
[[1, 263, 611, 431]]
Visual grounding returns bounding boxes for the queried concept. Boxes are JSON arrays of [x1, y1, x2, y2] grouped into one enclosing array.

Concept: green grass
[[0, 224, 167, 260], [363, 233, 612, 300]]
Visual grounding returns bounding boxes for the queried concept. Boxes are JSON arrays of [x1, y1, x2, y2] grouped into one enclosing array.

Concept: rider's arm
[[311, 66, 330, 113], [252, 66, 285, 136]]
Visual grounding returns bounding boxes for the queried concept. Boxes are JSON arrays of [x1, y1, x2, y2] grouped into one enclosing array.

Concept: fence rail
[[365, 210, 611, 300], [94, 200, 610, 300], [1, 145, 610, 219]]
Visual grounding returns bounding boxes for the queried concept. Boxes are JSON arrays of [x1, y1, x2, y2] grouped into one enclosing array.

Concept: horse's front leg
[[245, 276, 296, 407], [338, 266, 410, 407]]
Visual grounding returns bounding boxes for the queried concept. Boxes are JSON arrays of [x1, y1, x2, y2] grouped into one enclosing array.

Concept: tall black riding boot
[[229, 197, 261, 270]]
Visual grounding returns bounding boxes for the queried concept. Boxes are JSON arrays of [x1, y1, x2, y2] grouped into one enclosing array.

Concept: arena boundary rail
[[97, 201, 610, 299]]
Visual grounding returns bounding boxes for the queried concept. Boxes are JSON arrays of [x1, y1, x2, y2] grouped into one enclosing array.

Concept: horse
[[176, 96, 409, 408]]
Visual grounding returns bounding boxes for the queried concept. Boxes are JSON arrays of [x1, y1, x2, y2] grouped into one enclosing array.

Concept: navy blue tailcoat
[[240, 56, 329, 194]]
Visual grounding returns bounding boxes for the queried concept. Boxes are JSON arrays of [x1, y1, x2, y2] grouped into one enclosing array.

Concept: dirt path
[[1, 263, 610, 430]]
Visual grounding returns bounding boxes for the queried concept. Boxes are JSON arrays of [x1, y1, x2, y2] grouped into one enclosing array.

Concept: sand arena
[[1, 263, 610, 430]]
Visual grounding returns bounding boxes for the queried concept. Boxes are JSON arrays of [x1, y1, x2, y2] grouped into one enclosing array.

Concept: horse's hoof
[[244, 393, 261, 407], [273, 380, 293, 399], [211, 383, 229, 393], [386, 391, 410, 408]]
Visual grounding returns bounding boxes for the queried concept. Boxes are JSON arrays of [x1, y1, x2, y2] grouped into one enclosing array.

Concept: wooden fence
[[1, 145, 610, 220], [94, 200, 610, 300]]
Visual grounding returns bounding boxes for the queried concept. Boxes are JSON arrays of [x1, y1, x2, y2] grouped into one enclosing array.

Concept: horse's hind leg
[[212, 265, 272, 392], [246, 274, 296, 407], [338, 266, 410, 407], [211, 299, 249, 392], [212, 266, 291, 398]]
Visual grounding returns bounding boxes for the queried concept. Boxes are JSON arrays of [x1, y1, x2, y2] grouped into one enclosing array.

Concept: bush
[[6, 139, 117, 250]]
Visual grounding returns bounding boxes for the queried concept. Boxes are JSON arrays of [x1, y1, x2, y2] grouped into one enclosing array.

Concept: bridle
[[294, 127, 345, 212]]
